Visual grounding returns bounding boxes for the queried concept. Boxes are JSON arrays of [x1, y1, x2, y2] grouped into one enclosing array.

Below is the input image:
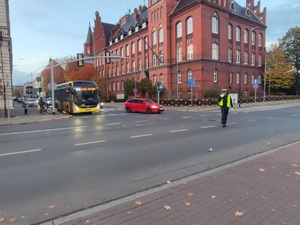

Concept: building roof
[[85, 23, 93, 44], [171, 0, 264, 25]]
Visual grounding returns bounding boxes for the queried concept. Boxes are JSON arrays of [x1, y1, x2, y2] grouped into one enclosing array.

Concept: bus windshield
[[73, 89, 99, 106]]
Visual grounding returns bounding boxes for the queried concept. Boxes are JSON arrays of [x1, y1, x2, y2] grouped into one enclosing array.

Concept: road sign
[[158, 83, 164, 90], [133, 88, 138, 93], [188, 78, 195, 86], [48, 82, 57, 90], [253, 83, 259, 89]]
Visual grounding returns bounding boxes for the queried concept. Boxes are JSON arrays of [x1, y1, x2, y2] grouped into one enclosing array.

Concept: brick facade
[[85, 0, 266, 100]]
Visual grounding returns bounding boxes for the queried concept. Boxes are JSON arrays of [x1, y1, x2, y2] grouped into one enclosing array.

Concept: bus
[[54, 80, 101, 114]]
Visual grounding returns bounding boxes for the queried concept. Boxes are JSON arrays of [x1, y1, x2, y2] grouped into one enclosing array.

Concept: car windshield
[[144, 99, 154, 104], [73, 89, 100, 106]]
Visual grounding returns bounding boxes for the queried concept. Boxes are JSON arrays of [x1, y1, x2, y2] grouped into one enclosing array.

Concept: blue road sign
[[188, 78, 195, 86], [158, 83, 164, 90]]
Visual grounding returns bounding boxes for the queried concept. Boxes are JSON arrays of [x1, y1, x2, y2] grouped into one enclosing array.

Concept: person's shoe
[[222, 124, 226, 127]]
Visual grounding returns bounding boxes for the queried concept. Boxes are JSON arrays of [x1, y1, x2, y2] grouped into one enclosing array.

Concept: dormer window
[[115, 37, 118, 43], [109, 38, 113, 46], [245, 9, 251, 16], [230, 2, 235, 10], [128, 30, 132, 35], [120, 34, 124, 40]]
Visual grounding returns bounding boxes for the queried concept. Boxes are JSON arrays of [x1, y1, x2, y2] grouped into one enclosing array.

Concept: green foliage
[[137, 78, 152, 97], [202, 88, 221, 98], [123, 79, 136, 97]]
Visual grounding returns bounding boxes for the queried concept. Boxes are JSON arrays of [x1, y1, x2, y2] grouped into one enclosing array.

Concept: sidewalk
[[43, 142, 300, 225], [0, 103, 72, 126]]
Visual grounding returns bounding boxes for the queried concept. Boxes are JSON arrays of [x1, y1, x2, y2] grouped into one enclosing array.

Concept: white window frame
[[212, 43, 219, 60], [212, 16, 218, 34], [187, 17, 193, 35], [176, 22, 182, 38], [236, 50, 240, 63], [236, 27, 241, 41], [177, 71, 182, 84], [187, 44, 193, 60]]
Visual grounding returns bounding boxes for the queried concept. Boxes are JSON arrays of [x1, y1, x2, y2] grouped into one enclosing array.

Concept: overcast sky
[[9, 0, 300, 85]]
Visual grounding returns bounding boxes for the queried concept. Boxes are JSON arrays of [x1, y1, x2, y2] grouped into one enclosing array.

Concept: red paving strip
[[58, 142, 300, 225]]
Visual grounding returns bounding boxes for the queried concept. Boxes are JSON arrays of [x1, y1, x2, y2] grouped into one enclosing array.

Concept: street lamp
[[238, 27, 259, 107]]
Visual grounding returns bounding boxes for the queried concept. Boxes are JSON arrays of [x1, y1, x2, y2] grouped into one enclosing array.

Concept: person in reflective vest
[[218, 89, 233, 127]]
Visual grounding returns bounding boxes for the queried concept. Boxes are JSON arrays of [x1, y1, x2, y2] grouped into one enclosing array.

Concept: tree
[[65, 63, 98, 81], [266, 44, 294, 93], [123, 79, 136, 97], [279, 27, 300, 94]]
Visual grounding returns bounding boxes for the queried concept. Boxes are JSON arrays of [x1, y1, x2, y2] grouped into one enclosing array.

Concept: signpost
[[253, 79, 258, 103], [188, 78, 195, 106]]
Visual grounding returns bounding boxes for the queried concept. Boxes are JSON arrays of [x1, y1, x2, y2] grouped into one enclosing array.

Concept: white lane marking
[[182, 116, 191, 119], [248, 119, 258, 122], [134, 120, 148, 123], [170, 129, 188, 133], [200, 115, 209, 117], [75, 140, 106, 146], [291, 113, 300, 117], [130, 134, 153, 139], [227, 122, 238, 125], [105, 123, 122, 126], [200, 125, 215, 129], [0, 149, 42, 157], [0, 126, 88, 136]]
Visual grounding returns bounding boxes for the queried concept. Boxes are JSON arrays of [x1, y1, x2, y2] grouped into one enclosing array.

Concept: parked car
[[124, 98, 164, 114], [46, 97, 56, 106], [26, 98, 37, 107]]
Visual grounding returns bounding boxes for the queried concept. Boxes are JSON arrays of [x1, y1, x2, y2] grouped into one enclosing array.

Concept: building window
[[187, 17, 193, 35], [159, 51, 164, 64], [177, 47, 182, 62], [244, 52, 248, 65], [121, 64, 124, 74], [132, 60, 136, 72], [153, 74, 157, 84], [138, 39, 142, 52], [252, 53, 255, 65], [213, 69, 218, 83], [236, 27, 241, 42], [187, 44, 193, 60], [159, 28, 164, 43], [212, 16, 219, 34], [229, 72, 233, 84], [236, 50, 240, 63], [145, 56, 149, 69], [153, 54, 157, 67], [176, 22, 182, 38], [188, 69, 192, 80], [258, 74, 262, 84], [138, 58, 142, 70], [152, 30, 157, 46], [236, 72, 240, 84], [145, 37, 149, 49], [212, 43, 219, 60], [251, 74, 255, 84], [258, 54, 262, 66], [177, 71, 182, 84], [126, 61, 130, 73], [252, 31, 256, 45], [131, 42, 135, 54], [244, 29, 248, 43], [112, 82, 115, 91], [244, 73, 248, 84], [259, 33, 263, 47], [160, 74, 164, 83], [228, 24, 232, 40], [228, 48, 232, 62], [126, 45, 129, 56], [117, 81, 120, 91]]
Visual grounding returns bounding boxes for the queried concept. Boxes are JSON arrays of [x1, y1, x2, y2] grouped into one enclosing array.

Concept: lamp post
[[238, 27, 259, 107], [137, 34, 161, 103], [176, 48, 179, 100], [0, 33, 7, 118], [263, 47, 267, 101]]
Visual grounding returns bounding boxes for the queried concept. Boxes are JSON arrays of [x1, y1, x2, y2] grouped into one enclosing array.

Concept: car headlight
[[151, 105, 159, 108]]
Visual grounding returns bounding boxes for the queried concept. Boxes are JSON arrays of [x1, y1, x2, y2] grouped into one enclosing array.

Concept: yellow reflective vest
[[218, 93, 232, 107]]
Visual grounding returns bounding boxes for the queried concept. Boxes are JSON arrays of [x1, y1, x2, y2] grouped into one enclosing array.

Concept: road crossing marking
[[200, 125, 215, 129], [0, 149, 42, 157], [170, 129, 188, 133], [75, 140, 106, 146], [291, 113, 300, 117], [130, 134, 153, 139]]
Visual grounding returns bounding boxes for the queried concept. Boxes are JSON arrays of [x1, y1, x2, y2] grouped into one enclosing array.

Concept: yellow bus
[[54, 80, 101, 114]]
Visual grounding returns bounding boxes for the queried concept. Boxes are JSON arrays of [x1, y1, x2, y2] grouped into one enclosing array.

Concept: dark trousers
[[24, 109, 28, 115], [220, 106, 229, 125]]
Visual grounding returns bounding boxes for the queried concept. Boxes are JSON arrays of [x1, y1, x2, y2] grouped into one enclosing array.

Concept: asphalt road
[[0, 103, 300, 225]]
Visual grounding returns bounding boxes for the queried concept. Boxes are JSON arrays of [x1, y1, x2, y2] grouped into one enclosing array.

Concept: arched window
[[176, 22, 182, 38], [228, 24, 233, 40], [244, 29, 249, 43], [187, 17, 193, 35], [152, 30, 157, 46], [177, 71, 182, 84], [212, 16, 218, 34], [131, 42, 135, 54], [187, 44, 193, 60], [159, 28, 164, 43]]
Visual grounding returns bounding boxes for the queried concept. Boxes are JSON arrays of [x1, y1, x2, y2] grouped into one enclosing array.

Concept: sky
[[9, 0, 300, 85]]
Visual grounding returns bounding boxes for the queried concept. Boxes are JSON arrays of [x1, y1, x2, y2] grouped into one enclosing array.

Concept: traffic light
[[39, 87, 42, 93]]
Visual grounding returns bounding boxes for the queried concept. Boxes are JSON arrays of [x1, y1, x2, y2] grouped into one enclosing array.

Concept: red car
[[124, 98, 164, 114]]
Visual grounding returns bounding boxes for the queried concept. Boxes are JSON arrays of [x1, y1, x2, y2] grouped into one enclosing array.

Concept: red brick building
[[84, 0, 266, 100]]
